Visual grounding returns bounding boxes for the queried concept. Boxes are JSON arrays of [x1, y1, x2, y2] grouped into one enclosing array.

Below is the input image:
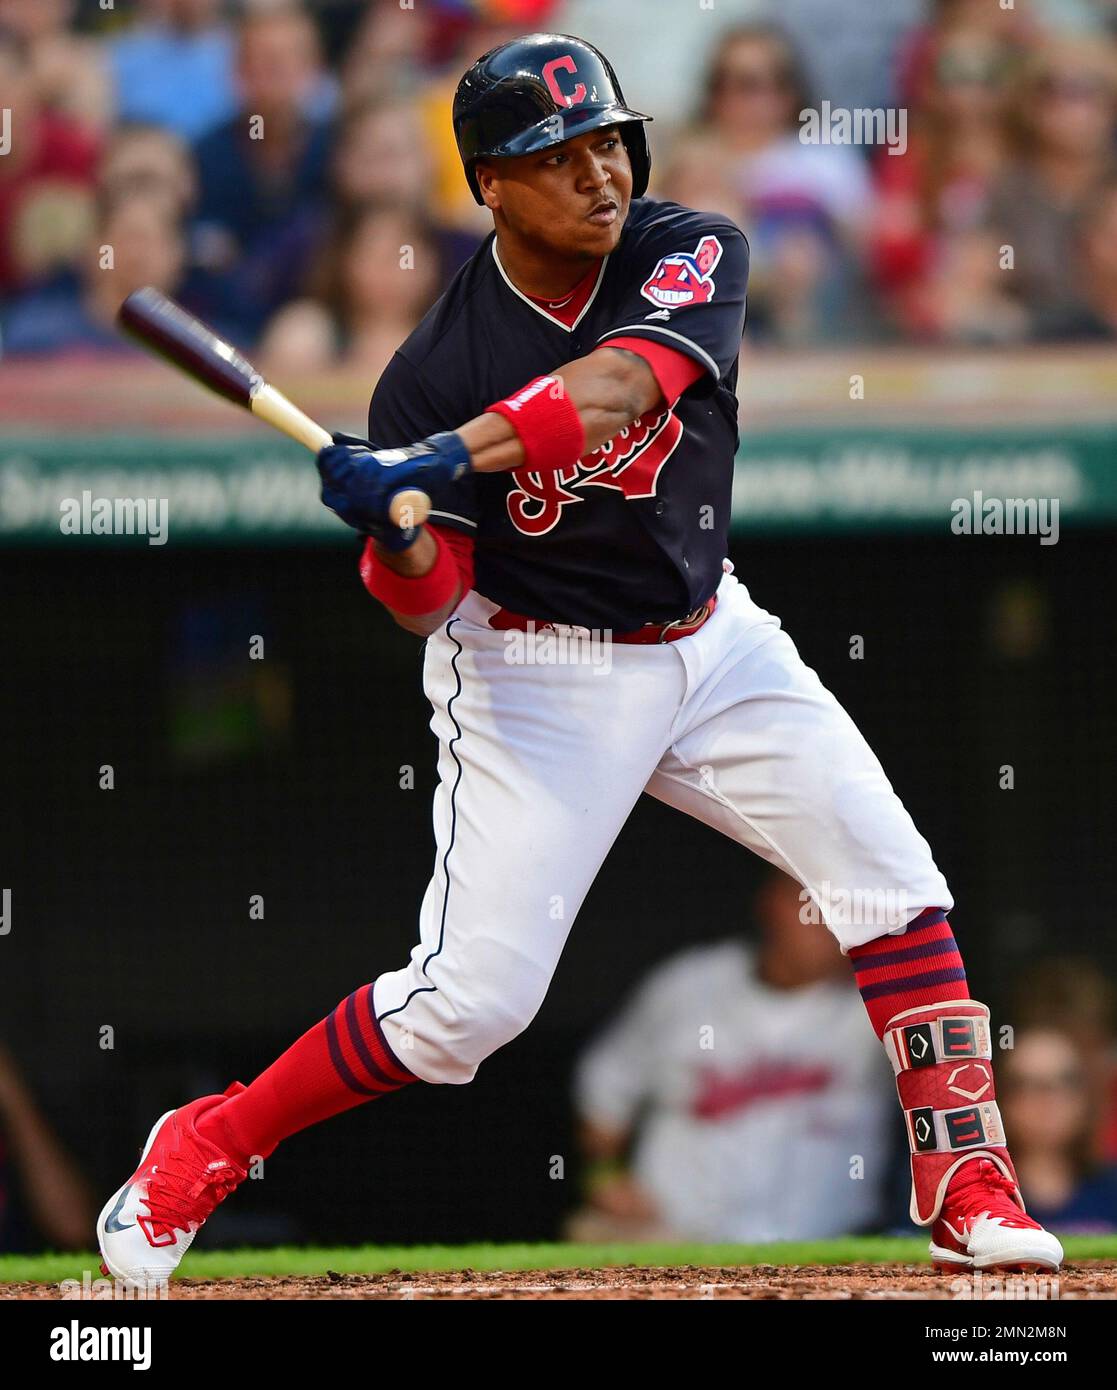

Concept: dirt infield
[[4, 1262, 1116, 1300]]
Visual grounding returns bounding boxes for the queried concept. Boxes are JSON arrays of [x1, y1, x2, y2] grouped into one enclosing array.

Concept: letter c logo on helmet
[[542, 55, 587, 108], [452, 33, 653, 205]]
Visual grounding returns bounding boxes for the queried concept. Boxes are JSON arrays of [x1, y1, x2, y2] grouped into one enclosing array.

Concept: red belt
[[487, 594, 718, 645]]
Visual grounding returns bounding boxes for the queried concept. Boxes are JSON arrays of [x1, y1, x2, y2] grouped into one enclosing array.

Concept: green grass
[[3, 1236, 1116, 1285]]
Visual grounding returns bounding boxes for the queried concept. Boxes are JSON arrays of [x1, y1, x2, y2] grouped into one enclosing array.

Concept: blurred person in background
[[988, 38, 1117, 335], [1000, 1029, 1117, 1234], [338, 0, 436, 109], [97, 122, 197, 223], [687, 25, 873, 345], [326, 97, 479, 274], [1010, 958, 1117, 1162], [0, 1044, 92, 1252], [256, 92, 478, 377], [896, 0, 1037, 106], [260, 204, 443, 378], [333, 98, 436, 211], [0, 0, 113, 134], [190, 2, 333, 343], [2, 190, 186, 355], [897, 224, 1030, 345], [871, 30, 1019, 339], [0, 25, 101, 298], [335, 1, 455, 226], [4, 180, 96, 302], [108, 0, 237, 143], [656, 135, 744, 229], [696, 25, 872, 242], [1035, 174, 1117, 339], [567, 870, 891, 1242]]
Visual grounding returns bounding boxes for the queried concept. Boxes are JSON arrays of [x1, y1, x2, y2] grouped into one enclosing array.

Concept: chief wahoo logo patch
[[641, 235, 723, 308]]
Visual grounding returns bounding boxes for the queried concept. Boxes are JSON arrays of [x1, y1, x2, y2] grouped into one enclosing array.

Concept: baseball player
[[98, 34, 1062, 1281]]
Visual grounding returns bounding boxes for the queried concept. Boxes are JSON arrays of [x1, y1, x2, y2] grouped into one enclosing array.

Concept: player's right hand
[[316, 430, 472, 549]]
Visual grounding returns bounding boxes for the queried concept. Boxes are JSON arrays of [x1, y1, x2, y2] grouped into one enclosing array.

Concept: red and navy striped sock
[[197, 983, 415, 1163], [848, 908, 968, 1038]]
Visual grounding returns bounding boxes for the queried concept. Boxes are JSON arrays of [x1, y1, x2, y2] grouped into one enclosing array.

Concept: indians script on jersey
[[506, 406, 684, 536]]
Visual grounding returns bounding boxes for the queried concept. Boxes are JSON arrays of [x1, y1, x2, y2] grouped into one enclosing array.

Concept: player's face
[[477, 126, 634, 259]]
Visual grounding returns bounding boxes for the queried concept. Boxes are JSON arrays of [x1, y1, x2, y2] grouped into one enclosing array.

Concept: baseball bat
[[117, 287, 431, 528]]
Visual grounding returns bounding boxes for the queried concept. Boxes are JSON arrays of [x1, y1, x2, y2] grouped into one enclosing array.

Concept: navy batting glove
[[316, 430, 473, 549], [319, 432, 413, 550]]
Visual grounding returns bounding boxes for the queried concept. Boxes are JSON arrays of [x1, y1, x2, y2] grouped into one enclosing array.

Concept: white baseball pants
[[373, 569, 952, 1084]]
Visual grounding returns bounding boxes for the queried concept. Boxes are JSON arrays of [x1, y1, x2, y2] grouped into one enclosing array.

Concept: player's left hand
[[316, 430, 472, 549]]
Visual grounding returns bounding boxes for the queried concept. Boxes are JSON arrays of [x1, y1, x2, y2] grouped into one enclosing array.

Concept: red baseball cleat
[[930, 1157, 1063, 1272], [96, 1083, 248, 1286]]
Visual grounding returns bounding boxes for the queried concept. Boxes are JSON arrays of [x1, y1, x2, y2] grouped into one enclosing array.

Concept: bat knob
[[388, 488, 432, 530]]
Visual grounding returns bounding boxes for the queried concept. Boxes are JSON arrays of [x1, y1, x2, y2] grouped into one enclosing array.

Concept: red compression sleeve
[[600, 337, 706, 404], [359, 525, 472, 615]]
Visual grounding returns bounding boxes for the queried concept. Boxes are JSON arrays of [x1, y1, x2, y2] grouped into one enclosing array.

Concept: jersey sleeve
[[367, 351, 479, 534], [595, 209, 749, 397]]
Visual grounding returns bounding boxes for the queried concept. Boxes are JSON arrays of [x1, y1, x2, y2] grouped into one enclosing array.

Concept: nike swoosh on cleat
[[103, 1185, 136, 1233]]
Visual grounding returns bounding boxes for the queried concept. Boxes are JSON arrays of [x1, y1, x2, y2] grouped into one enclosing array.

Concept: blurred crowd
[[1, 0, 1117, 374]]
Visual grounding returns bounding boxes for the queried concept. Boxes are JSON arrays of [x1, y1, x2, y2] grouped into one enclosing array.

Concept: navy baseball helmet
[[453, 33, 652, 205]]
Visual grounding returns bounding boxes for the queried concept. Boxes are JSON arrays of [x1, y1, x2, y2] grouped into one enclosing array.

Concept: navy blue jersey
[[367, 198, 749, 630]]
